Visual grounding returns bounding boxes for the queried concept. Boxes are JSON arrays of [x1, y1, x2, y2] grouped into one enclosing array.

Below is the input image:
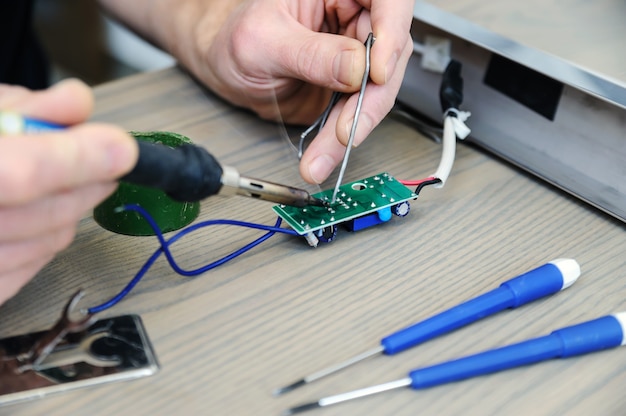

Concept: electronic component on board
[[273, 173, 416, 246]]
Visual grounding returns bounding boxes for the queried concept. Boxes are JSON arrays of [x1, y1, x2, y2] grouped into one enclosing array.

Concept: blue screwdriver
[[284, 310, 626, 414], [274, 259, 581, 396]]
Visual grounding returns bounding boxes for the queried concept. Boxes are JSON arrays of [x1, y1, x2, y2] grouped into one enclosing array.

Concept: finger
[[0, 255, 54, 306], [367, 0, 416, 84], [0, 182, 117, 241], [0, 78, 94, 124], [335, 36, 413, 146], [0, 227, 76, 276], [0, 123, 137, 205], [243, 16, 367, 92]]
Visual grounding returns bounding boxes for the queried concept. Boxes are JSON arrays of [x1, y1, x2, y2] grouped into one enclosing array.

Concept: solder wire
[[87, 204, 298, 313], [297, 91, 342, 159], [263, 72, 323, 197]]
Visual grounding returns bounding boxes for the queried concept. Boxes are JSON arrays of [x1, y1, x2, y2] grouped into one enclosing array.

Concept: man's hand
[[197, 1, 415, 184], [101, 0, 415, 184], [0, 79, 138, 305]]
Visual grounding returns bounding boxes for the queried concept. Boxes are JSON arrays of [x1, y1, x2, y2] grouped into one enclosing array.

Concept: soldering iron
[[0, 112, 326, 208]]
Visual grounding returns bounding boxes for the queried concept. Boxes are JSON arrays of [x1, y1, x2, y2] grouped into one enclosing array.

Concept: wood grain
[[1, 13, 626, 415]]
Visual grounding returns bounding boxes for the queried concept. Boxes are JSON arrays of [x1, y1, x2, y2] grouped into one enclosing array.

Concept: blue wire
[[88, 204, 298, 313]]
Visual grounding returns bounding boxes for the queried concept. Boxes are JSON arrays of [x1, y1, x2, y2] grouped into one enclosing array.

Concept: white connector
[[445, 109, 472, 140], [415, 35, 451, 73], [303, 232, 319, 248]]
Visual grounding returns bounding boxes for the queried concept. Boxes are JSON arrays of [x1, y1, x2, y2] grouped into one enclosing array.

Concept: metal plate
[[0, 315, 159, 405], [399, 2, 626, 222], [273, 173, 416, 235]]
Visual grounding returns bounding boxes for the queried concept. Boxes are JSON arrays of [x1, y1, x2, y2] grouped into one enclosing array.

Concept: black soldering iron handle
[[120, 140, 224, 202]]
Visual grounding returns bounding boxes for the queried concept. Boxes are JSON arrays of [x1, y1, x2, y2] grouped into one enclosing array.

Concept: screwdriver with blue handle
[[0, 112, 326, 207], [275, 258, 581, 396], [285, 308, 626, 414]]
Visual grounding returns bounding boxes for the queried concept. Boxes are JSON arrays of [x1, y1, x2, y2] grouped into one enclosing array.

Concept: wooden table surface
[[2, 5, 626, 416]]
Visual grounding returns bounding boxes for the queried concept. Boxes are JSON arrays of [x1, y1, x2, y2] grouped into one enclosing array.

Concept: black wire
[[415, 178, 442, 195], [439, 59, 464, 112]]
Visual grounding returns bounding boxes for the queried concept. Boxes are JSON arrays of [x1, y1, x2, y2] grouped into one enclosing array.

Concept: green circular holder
[[93, 131, 201, 236]]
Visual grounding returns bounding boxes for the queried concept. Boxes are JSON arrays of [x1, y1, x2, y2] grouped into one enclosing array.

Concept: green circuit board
[[273, 172, 416, 235]]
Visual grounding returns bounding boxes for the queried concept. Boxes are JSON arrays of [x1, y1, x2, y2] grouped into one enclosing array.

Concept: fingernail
[[334, 50, 356, 86], [345, 113, 372, 147], [385, 52, 399, 83], [308, 154, 335, 184]]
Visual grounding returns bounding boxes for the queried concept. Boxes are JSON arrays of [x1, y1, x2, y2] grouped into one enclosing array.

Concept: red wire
[[399, 176, 438, 186]]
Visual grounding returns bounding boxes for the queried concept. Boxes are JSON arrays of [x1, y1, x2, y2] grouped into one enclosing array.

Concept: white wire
[[431, 109, 471, 187], [431, 115, 457, 187]]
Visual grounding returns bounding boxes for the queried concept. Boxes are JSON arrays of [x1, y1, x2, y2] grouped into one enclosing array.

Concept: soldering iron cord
[[87, 204, 297, 313]]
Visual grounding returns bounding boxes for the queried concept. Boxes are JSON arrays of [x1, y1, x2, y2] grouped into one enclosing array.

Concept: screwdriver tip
[[282, 401, 321, 415], [273, 379, 307, 396]]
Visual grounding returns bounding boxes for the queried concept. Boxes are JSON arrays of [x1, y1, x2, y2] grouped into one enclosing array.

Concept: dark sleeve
[[0, 0, 49, 89]]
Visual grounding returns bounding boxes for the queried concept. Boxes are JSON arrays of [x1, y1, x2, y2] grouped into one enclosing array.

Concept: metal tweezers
[[298, 32, 374, 203]]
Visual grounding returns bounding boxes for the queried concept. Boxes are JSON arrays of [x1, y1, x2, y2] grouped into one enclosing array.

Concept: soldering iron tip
[[282, 401, 321, 415], [309, 197, 329, 208], [273, 379, 307, 396]]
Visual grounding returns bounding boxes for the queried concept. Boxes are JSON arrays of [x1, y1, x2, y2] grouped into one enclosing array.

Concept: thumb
[[273, 28, 366, 92]]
